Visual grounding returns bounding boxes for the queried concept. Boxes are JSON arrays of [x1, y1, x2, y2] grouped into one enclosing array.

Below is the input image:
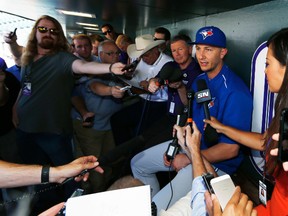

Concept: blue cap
[[192, 26, 226, 48]]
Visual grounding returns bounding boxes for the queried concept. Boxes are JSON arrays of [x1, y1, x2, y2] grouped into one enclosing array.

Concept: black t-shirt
[[0, 71, 20, 135]]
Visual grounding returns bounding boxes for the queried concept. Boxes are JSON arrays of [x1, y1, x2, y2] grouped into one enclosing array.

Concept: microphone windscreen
[[197, 79, 208, 91], [159, 62, 183, 83]]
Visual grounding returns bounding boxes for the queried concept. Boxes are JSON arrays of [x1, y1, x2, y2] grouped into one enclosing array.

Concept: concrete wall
[[136, 0, 288, 87]]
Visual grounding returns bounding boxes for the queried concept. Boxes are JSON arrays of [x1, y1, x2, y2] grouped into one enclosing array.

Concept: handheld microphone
[[186, 90, 194, 128], [166, 115, 180, 161], [195, 79, 218, 146], [159, 62, 183, 85]]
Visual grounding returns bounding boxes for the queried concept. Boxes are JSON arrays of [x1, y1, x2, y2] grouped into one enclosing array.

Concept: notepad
[[66, 185, 151, 216]]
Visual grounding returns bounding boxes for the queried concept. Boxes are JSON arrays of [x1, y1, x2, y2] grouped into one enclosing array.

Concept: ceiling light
[[76, 22, 98, 27], [57, 9, 96, 18], [83, 27, 99, 31]]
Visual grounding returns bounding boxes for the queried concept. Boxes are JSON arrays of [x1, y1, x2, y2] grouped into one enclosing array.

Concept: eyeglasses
[[104, 51, 121, 56], [103, 29, 112, 35], [37, 26, 59, 35]]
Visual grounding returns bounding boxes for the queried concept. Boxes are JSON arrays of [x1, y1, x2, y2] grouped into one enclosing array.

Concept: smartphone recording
[[210, 174, 235, 211]]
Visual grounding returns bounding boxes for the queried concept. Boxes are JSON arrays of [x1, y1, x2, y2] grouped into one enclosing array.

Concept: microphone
[[186, 90, 194, 128], [195, 79, 218, 146], [158, 62, 183, 86], [165, 115, 180, 161]]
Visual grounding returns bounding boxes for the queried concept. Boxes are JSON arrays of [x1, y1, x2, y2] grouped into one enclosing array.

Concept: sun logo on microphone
[[200, 29, 213, 40]]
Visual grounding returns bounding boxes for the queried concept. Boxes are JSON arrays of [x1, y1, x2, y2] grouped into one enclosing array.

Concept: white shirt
[[132, 52, 173, 102]]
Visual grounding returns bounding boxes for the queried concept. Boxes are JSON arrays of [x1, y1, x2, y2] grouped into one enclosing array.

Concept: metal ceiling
[[1, 0, 275, 36]]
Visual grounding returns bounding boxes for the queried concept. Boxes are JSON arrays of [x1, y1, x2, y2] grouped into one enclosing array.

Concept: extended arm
[[72, 60, 125, 76], [175, 124, 216, 177], [3, 32, 24, 59], [205, 117, 265, 151], [89, 81, 124, 98], [0, 156, 103, 188], [71, 95, 95, 127], [201, 142, 240, 163], [173, 123, 216, 216]]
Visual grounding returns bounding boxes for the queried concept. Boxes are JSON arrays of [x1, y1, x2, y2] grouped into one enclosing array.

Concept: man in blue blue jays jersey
[[130, 26, 253, 214]]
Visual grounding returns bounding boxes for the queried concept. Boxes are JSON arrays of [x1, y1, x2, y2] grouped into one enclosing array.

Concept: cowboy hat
[[127, 34, 165, 58]]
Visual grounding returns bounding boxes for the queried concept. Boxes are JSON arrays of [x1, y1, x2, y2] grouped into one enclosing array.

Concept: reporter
[[0, 155, 103, 188]]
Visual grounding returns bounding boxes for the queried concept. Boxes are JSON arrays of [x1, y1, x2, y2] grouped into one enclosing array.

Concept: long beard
[[38, 37, 55, 49]]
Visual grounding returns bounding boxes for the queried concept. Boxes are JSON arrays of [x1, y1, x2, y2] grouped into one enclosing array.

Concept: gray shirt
[[18, 51, 78, 134]]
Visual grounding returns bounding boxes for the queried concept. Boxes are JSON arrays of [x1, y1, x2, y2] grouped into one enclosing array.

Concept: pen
[[61, 169, 89, 185]]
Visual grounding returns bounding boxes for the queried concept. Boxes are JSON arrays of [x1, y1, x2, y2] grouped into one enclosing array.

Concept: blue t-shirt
[[6, 65, 21, 81], [0, 57, 7, 70], [192, 64, 253, 174], [71, 76, 123, 131], [167, 59, 202, 115]]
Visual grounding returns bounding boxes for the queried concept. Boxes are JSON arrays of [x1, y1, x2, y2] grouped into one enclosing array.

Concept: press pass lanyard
[[259, 145, 275, 206], [22, 65, 32, 96]]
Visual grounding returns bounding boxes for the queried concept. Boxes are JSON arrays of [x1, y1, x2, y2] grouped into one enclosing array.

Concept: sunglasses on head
[[37, 26, 59, 35], [103, 29, 112, 35]]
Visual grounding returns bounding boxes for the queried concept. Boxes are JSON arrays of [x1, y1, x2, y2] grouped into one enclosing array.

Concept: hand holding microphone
[[195, 79, 218, 146], [148, 78, 161, 93], [165, 115, 181, 161]]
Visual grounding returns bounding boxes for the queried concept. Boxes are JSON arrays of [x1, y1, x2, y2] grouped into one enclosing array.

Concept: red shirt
[[256, 169, 288, 216]]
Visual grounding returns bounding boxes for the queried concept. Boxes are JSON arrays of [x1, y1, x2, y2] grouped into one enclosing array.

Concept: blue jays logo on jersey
[[200, 29, 213, 40], [208, 98, 215, 109]]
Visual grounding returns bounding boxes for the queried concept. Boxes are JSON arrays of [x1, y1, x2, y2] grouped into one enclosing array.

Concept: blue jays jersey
[[192, 64, 253, 174]]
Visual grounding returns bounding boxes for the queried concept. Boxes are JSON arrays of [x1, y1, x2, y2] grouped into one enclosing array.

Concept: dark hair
[[89, 34, 104, 43], [171, 34, 192, 44], [101, 23, 114, 31], [265, 28, 288, 175], [155, 27, 171, 41]]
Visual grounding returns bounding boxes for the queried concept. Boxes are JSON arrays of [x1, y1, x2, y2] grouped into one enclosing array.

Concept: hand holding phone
[[279, 108, 288, 162], [202, 173, 214, 194], [121, 59, 139, 72], [120, 85, 131, 91], [84, 116, 94, 123], [57, 188, 84, 215], [210, 174, 235, 211], [9, 28, 17, 39]]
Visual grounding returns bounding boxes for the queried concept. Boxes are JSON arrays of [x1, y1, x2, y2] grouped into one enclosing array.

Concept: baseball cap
[[192, 26, 226, 48]]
